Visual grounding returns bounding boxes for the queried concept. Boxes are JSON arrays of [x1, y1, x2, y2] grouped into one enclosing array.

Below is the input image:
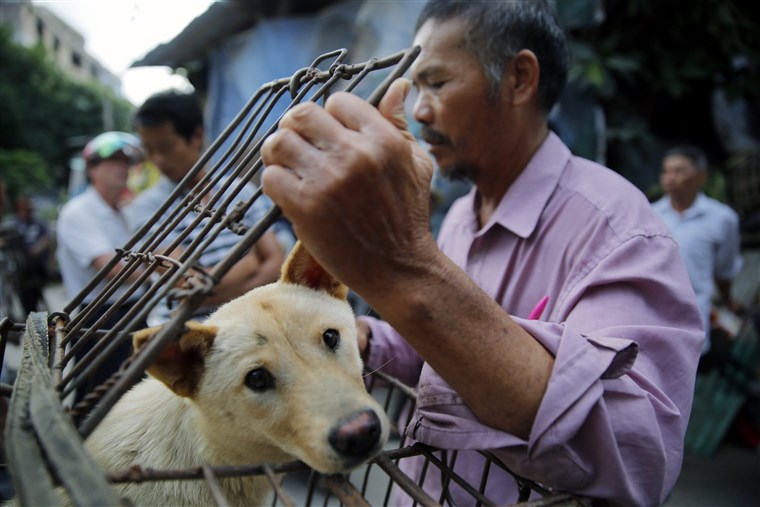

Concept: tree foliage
[[0, 25, 135, 201], [0, 148, 49, 201], [562, 0, 759, 196]]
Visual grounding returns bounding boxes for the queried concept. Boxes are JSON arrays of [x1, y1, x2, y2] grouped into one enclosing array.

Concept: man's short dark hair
[[134, 90, 204, 142], [663, 146, 708, 172], [415, 0, 568, 114]]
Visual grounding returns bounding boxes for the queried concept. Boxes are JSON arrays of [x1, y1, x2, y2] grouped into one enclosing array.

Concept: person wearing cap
[[56, 131, 148, 401]]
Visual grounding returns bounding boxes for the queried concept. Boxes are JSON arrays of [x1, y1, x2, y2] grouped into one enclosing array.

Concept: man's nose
[[412, 93, 433, 125]]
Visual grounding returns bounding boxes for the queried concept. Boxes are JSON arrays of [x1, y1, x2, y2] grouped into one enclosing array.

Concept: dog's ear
[[132, 322, 218, 398], [281, 241, 348, 300]]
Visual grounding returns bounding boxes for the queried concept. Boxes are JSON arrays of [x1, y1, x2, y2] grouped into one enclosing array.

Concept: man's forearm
[[364, 249, 554, 439]]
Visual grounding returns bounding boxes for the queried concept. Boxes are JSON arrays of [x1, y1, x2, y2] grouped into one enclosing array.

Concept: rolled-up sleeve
[[359, 316, 424, 388]]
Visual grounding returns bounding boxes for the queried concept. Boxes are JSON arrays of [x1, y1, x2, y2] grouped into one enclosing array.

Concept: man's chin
[[440, 164, 477, 183], [427, 147, 477, 182]]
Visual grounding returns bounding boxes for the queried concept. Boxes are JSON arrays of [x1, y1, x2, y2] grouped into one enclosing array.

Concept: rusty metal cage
[[0, 47, 589, 507]]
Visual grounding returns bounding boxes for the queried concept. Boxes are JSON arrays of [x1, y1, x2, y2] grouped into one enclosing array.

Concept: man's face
[[89, 152, 130, 193], [411, 18, 510, 181], [660, 154, 705, 202], [138, 121, 203, 182]]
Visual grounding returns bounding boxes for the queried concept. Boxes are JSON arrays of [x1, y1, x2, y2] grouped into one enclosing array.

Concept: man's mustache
[[420, 127, 452, 146]]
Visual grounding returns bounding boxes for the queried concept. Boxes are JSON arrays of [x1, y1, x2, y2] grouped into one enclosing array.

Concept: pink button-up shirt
[[361, 132, 703, 506]]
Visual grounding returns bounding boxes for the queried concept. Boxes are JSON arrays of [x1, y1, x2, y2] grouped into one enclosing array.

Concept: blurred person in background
[[5, 196, 50, 313], [127, 90, 287, 325], [653, 145, 744, 359], [56, 131, 148, 401]]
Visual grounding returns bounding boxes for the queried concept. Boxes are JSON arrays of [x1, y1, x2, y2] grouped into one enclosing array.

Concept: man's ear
[[133, 321, 218, 398], [504, 49, 540, 107], [280, 241, 348, 300]]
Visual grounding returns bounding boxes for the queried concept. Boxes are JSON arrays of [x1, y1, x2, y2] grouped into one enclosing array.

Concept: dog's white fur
[[83, 242, 389, 506]]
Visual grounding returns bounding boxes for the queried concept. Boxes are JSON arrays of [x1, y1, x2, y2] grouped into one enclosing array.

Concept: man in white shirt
[[653, 145, 744, 355], [56, 131, 147, 400]]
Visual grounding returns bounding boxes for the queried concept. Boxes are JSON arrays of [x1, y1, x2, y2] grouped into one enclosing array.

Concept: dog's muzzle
[[328, 408, 384, 464]]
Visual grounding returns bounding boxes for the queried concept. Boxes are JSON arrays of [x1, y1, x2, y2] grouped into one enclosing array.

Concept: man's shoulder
[[561, 156, 647, 207], [128, 178, 175, 211], [701, 197, 741, 234], [699, 194, 739, 219], [651, 196, 671, 213], [559, 156, 668, 237], [58, 191, 94, 221], [135, 177, 175, 199], [56, 192, 104, 240], [124, 180, 173, 231], [567, 155, 630, 186]]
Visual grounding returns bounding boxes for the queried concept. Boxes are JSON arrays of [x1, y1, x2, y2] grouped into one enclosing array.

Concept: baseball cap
[[83, 131, 143, 165]]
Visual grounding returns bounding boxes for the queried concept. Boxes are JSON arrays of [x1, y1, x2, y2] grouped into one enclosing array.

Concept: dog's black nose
[[328, 409, 382, 457]]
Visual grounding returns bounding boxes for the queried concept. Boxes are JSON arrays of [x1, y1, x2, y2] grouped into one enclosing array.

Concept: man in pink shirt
[[261, 1, 703, 505]]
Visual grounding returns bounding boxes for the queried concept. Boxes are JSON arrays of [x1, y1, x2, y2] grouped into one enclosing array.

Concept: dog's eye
[[323, 329, 340, 350], [245, 368, 275, 392]]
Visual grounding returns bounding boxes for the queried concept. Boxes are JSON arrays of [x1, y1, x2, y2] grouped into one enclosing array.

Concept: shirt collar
[[658, 192, 708, 219], [687, 193, 710, 217], [466, 131, 570, 238]]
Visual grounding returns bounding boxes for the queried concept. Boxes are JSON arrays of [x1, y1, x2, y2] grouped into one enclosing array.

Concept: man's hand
[[261, 79, 436, 300]]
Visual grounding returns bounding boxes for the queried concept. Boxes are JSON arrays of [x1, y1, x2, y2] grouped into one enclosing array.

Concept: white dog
[[84, 242, 389, 506]]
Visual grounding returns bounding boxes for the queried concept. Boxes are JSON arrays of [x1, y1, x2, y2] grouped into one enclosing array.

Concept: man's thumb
[[378, 78, 414, 140]]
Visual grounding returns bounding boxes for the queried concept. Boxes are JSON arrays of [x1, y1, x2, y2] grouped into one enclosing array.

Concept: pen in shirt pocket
[[528, 295, 549, 320]]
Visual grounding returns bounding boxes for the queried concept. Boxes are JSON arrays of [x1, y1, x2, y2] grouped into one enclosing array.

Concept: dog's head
[[133, 242, 389, 473]]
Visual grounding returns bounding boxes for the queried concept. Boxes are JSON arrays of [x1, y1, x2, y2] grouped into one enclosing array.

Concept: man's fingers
[[278, 102, 349, 151], [260, 127, 308, 213], [377, 78, 415, 141], [262, 81, 419, 219], [324, 91, 388, 133], [261, 164, 301, 215], [324, 80, 415, 144], [279, 80, 413, 148], [261, 127, 321, 178]]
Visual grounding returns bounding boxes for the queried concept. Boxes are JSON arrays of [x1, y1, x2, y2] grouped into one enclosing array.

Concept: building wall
[[0, 0, 121, 96]]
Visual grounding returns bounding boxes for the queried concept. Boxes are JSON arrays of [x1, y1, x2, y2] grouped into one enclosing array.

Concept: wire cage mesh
[[1, 47, 590, 506]]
